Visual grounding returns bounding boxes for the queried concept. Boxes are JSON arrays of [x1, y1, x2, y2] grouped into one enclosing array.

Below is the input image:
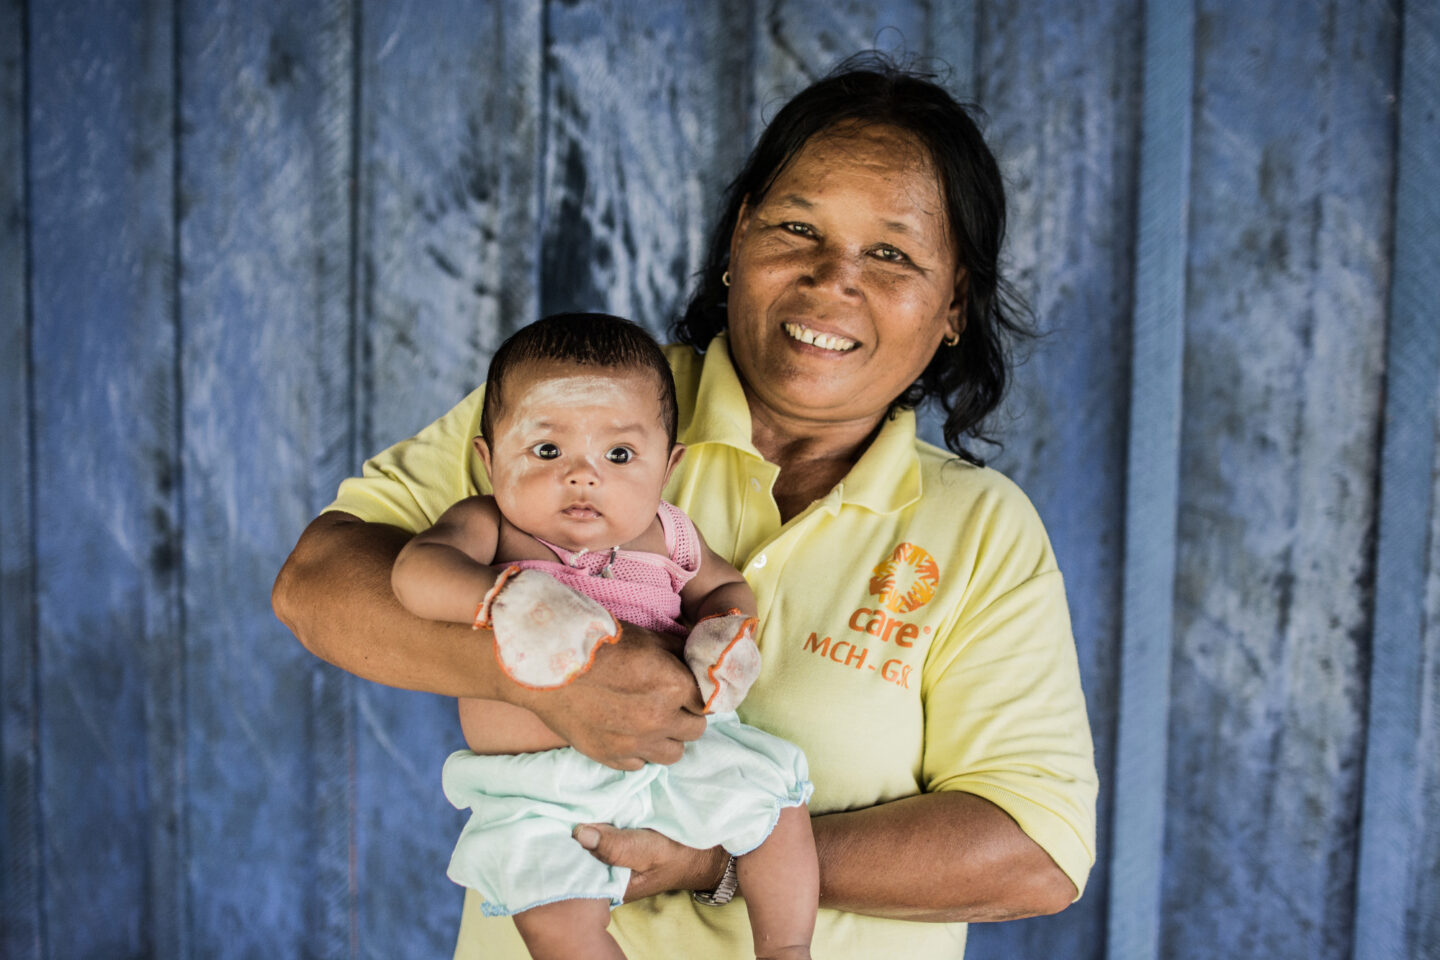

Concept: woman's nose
[[803, 248, 861, 297]]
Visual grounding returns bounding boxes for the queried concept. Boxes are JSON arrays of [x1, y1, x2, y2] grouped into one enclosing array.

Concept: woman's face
[[726, 123, 965, 433]]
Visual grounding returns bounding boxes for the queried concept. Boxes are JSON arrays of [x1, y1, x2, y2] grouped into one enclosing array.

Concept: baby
[[391, 313, 817, 960]]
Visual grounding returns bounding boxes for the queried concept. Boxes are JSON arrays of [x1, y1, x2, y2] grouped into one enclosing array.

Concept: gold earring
[[943, 332, 960, 347], [722, 271, 731, 287]]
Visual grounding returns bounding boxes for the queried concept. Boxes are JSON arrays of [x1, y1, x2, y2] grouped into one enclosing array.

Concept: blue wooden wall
[[2, 2, 1436, 958]]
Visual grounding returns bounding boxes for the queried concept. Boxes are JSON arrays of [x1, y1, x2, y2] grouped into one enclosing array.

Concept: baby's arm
[[398, 497, 619, 692], [680, 537, 758, 624], [680, 532, 762, 714], [390, 496, 503, 623]]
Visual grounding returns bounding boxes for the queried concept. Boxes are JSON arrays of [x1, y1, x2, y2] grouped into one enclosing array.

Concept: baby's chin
[[537, 516, 655, 553]]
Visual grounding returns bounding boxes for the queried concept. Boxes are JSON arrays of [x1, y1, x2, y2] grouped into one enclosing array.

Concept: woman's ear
[[472, 435, 493, 481], [727, 196, 753, 272], [947, 267, 970, 340]]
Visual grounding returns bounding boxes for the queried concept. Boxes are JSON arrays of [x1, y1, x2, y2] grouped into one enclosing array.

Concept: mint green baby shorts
[[440, 711, 812, 917]]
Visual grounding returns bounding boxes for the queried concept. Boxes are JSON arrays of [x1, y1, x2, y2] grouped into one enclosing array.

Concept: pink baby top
[[506, 501, 700, 636]]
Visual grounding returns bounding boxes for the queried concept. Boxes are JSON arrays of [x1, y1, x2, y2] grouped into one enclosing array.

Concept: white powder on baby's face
[[502, 374, 654, 463], [512, 373, 640, 417], [484, 365, 676, 550]]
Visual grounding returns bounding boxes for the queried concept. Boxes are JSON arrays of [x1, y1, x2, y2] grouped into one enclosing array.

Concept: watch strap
[[691, 854, 739, 906]]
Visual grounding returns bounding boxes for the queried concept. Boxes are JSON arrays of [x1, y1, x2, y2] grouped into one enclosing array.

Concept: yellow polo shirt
[[327, 336, 1097, 959]]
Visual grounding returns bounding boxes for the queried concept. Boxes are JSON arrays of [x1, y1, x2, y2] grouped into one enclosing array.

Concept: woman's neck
[[745, 395, 884, 524]]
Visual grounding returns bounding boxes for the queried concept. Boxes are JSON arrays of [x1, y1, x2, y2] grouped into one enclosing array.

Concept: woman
[[273, 55, 1096, 959]]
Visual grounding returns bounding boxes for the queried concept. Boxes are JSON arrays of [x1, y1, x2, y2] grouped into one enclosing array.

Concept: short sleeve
[[324, 385, 490, 534], [919, 512, 1097, 897]]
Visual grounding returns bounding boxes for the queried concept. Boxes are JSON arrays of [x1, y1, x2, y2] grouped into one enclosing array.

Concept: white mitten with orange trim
[[684, 610, 761, 714], [474, 566, 621, 689]]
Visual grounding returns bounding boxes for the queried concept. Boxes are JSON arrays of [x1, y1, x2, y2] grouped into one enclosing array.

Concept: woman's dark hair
[[673, 52, 1033, 464], [482, 312, 679, 447]]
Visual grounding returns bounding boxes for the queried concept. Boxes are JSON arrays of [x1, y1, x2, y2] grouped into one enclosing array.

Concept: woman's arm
[[811, 792, 1075, 921], [577, 790, 1074, 920], [272, 511, 708, 768]]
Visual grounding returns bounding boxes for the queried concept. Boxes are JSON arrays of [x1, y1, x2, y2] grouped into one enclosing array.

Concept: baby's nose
[[564, 460, 599, 485]]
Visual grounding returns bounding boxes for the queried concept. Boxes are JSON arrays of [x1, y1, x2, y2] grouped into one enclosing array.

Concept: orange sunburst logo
[[868, 543, 940, 613]]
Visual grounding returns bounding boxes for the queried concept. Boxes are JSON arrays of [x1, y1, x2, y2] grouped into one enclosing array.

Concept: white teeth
[[783, 323, 857, 352]]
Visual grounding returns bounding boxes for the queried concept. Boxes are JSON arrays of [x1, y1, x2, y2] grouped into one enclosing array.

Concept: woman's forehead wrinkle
[[782, 128, 951, 252]]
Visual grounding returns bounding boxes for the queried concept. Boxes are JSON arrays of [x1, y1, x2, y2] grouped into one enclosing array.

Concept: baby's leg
[[737, 804, 818, 960], [511, 898, 624, 960]]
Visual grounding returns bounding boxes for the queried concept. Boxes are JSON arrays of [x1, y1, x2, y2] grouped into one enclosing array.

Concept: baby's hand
[[684, 611, 761, 713], [476, 567, 620, 688]]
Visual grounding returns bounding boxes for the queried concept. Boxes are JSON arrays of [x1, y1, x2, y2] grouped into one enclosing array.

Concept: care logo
[[868, 542, 940, 613]]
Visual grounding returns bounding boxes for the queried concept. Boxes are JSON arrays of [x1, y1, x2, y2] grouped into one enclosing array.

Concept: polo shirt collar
[[681, 335, 763, 457], [836, 404, 923, 514], [684, 334, 924, 515]]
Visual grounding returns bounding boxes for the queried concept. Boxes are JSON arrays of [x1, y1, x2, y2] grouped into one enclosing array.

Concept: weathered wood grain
[[539, 0, 752, 335], [1353, 2, 1440, 958], [750, 0, 929, 125], [359, 0, 542, 451], [1108, 1, 1193, 958], [1167, 2, 1398, 957], [1, 1, 41, 957], [966, 0, 1142, 956], [1417, 436, 1440, 959], [27, 1, 183, 957], [176, 0, 356, 955], [351, 1, 544, 955]]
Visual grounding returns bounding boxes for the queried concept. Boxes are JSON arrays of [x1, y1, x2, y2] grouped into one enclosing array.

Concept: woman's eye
[[782, 222, 815, 237], [531, 442, 560, 460], [873, 245, 909, 263], [605, 446, 633, 464]]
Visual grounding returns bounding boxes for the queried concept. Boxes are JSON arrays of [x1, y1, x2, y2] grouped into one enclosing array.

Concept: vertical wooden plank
[[1352, 1, 1440, 956], [1415, 420, 1440, 959], [968, 1, 1143, 957], [541, 0, 753, 334], [177, 1, 356, 955], [923, 0, 976, 94], [359, 0, 542, 450], [27, 0, 182, 957], [749, 0, 927, 143], [351, 1, 542, 955], [1105, 1, 1193, 958], [141, 10, 187, 959], [1167, 2, 1398, 957], [0, 0, 42, 956]]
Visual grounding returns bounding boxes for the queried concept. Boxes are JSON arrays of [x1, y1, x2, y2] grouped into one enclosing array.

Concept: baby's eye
[[605, 446, 633, 464], [531, 442, 560, 460]]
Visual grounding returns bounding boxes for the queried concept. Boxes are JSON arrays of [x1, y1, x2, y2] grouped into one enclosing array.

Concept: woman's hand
[[513, 622, 708, 769], [572, 823, 728, 901]]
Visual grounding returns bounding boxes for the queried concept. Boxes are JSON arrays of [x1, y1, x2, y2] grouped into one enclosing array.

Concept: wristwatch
[[691, 854, 739, 906]]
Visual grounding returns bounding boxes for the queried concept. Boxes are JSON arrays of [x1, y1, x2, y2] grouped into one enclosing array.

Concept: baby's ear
[[472, 435, 493, 480], [664, 443, 687, 483]]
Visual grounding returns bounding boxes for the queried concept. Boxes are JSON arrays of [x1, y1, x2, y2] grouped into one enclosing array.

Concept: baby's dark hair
[[481, 313, 679, 447]]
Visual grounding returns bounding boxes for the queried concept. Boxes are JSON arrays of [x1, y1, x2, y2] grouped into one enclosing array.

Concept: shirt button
[[750, 477, 762, 491], [752, 554, 767, 569]]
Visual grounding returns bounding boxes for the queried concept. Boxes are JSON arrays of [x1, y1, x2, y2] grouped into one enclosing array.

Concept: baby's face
[[476, 361, 683, 553]]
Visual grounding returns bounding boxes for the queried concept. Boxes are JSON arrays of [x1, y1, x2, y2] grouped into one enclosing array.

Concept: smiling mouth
[[783, 322, 858, 353]]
